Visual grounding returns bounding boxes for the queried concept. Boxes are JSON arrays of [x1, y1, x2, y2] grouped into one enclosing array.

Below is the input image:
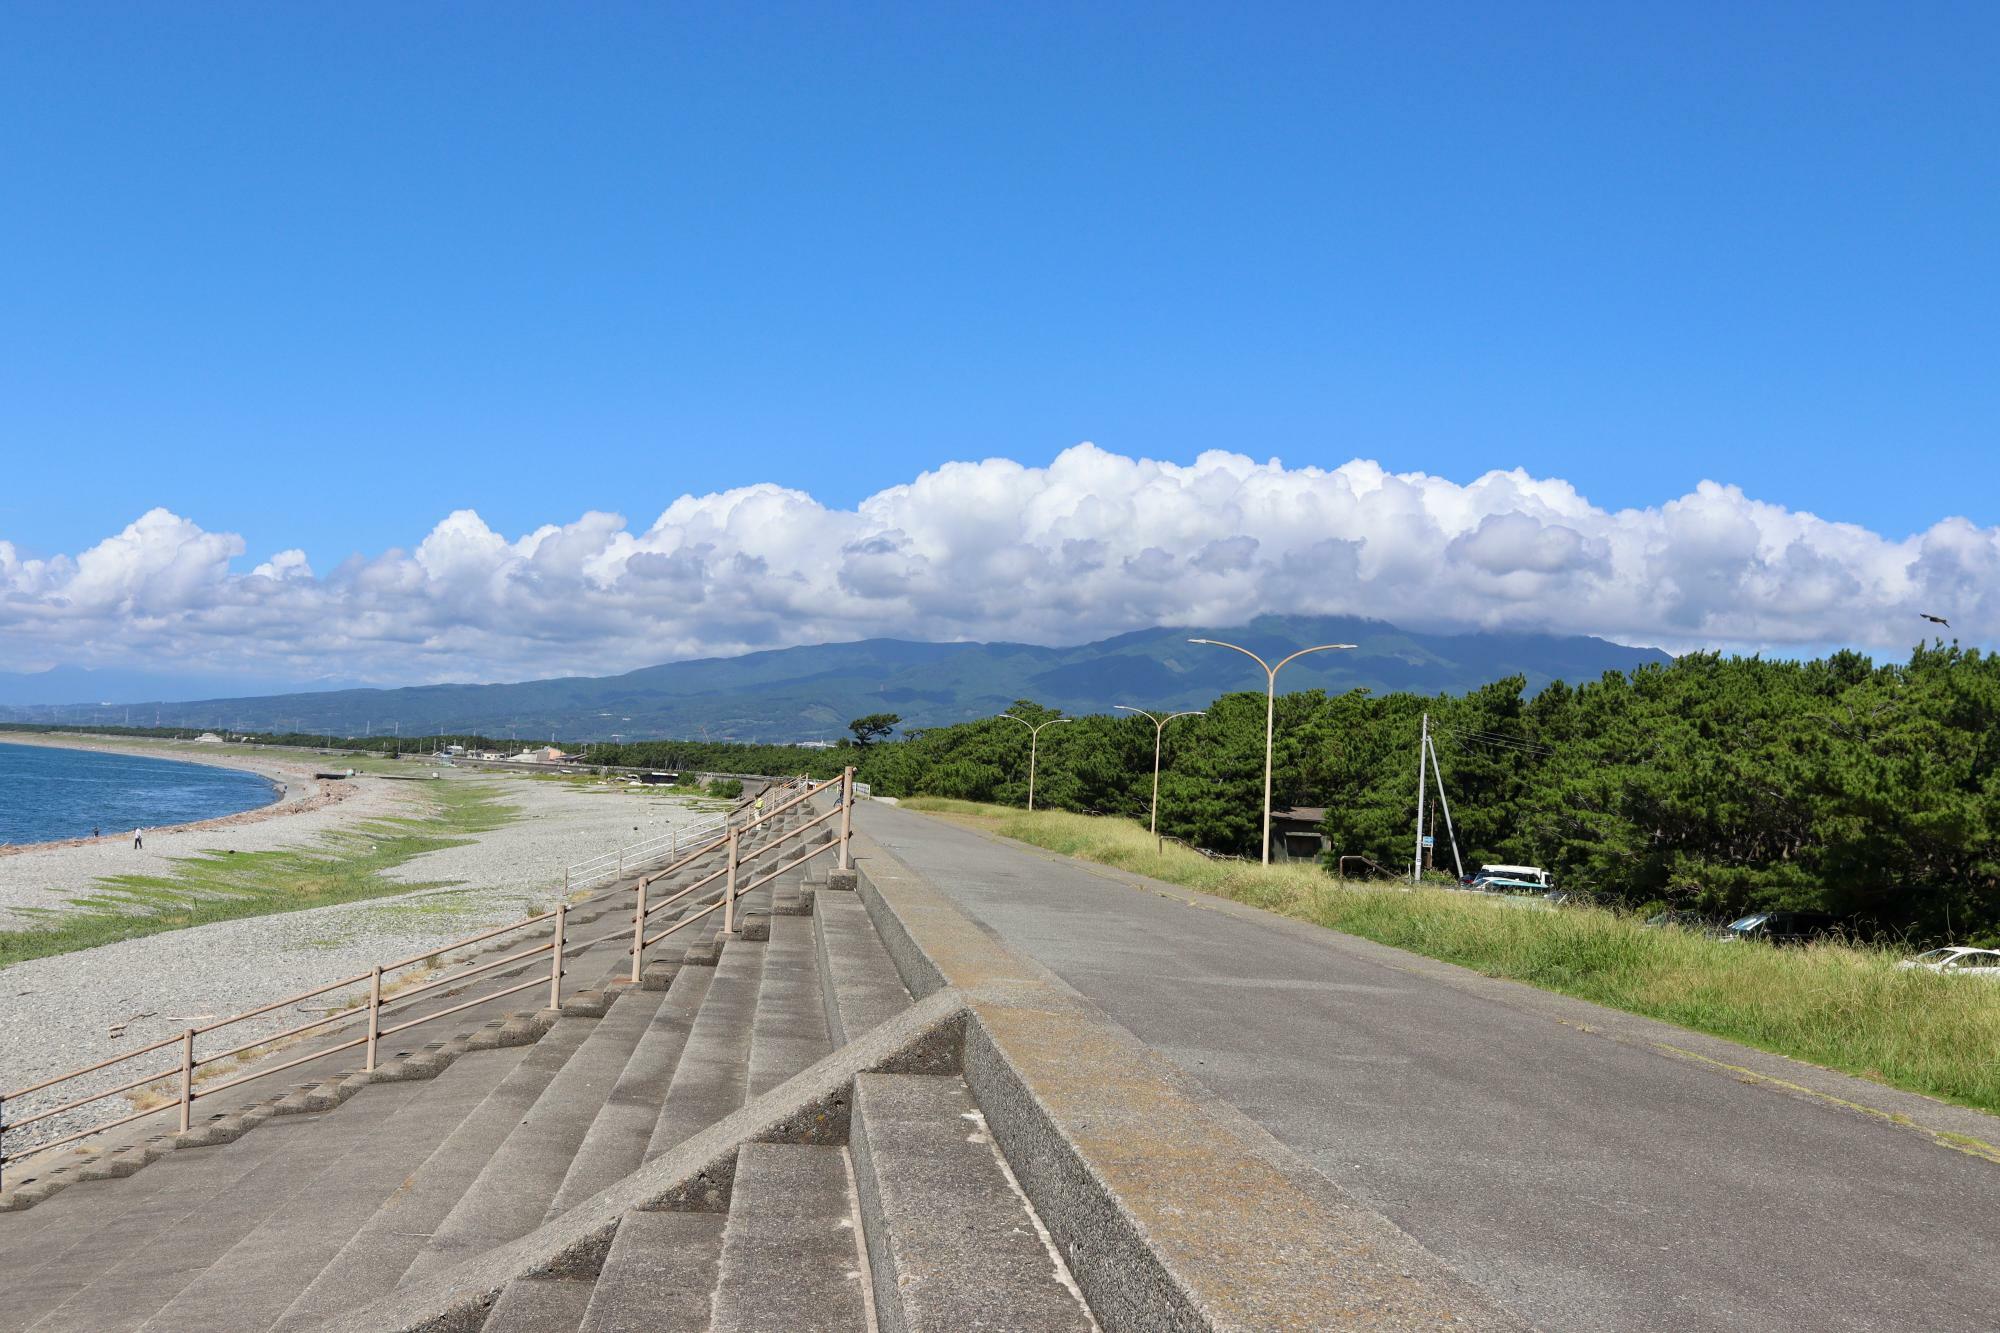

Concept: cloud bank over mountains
[[1, 445, 1991, 689]]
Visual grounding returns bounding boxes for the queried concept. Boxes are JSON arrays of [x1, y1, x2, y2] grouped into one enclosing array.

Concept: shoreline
[[0, 773, 721, 1149], [0, 732, 351, 857]]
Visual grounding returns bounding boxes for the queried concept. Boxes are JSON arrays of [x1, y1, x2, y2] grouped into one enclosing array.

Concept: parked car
[[1644, 909, 1725, 932], [1897, 947, 2000, 978], [1716, 911, 1842, 945]]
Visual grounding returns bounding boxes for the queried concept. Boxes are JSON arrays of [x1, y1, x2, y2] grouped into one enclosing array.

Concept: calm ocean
[[0, 741, 278, 846]]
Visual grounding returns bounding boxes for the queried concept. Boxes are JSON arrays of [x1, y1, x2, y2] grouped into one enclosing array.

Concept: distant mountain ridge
[[0, 617, 1670, 742], [0, 664, 364, 709]]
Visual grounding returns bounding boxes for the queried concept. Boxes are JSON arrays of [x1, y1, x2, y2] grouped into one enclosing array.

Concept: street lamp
[[997, 712, 1073, 811], [1114, 705, 1205, 848], [1189, 637, 1356, 864]]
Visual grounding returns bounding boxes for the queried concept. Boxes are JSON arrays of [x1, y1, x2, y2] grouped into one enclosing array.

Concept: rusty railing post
[[838, 766, 853, 870], [364, 965, 384, 1072], [724, 828, 740, 935], [549, 904, 568, 1009], [631, 876, 648, 983], [177, 1028, 196, 1133]]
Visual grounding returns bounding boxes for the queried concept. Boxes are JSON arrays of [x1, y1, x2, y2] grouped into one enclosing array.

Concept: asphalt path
[[856, 802, 2000, 1332]]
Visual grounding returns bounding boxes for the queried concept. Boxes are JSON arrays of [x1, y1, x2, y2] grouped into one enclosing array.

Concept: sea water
[[0, 741, 278, 846]]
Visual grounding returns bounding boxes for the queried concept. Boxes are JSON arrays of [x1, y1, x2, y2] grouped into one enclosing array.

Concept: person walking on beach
[[133, 828, 145, 850]]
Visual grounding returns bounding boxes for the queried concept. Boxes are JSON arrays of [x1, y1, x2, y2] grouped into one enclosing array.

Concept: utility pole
[[1426, 730, 1465, 880], [1413, 712, 1429, 882]]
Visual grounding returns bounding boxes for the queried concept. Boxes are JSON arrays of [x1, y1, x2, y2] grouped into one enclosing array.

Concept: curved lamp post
[[1114, 705, 1205, 848], [1189, 638, 1356, 864], [998, 713, 1074, 811]]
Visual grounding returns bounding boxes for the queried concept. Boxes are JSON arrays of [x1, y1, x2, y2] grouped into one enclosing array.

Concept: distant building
[[1270, 807, 1329, 864], [194, 732, 225, 745], [793, 740, 836, 749], [512, 746, 575, 764]]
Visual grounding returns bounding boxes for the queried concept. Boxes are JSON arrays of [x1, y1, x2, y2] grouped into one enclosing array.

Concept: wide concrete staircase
[[0, 814, 1093, 1332]]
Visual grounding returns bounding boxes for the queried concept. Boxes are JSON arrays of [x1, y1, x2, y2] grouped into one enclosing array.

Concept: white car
[[1897, 947, 2000, 977]]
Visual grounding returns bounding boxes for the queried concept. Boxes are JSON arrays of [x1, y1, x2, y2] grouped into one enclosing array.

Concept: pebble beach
[[0, 735, 733, 1152]]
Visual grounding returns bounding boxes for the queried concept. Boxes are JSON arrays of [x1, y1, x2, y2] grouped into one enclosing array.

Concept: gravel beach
[[0, 745, 733, 1153]]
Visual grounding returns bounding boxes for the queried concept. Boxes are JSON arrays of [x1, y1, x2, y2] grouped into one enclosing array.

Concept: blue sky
[[0, 3, 1994, 687]]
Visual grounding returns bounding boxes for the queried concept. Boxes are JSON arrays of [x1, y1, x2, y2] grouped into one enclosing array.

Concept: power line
[[1438, 727, 1555, 758], [1449, 724, 1552, 746]]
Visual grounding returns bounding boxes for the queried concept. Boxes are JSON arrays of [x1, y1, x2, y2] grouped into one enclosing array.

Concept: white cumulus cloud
[[0, 445, 1991, 688]]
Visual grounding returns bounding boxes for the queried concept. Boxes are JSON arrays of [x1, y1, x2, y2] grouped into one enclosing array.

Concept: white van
[[1470, 863, 1551, 893]]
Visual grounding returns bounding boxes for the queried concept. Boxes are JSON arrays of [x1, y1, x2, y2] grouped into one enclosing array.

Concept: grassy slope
[[903, 798, 2000, 1117], [0, 780, 517, 968]]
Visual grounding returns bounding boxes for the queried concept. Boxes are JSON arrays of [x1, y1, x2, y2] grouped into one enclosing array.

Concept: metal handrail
[[642, 864, 728, 920], [641, 893, 729, 951], [376, 973, 550, 1040], [0, 769, 847, 1185], [736, 802, 842, 868], [637, 772, 848, 957]]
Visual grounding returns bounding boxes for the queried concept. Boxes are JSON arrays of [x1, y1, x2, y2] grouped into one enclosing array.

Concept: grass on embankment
[[902, 797, 2000, 1117], [0, 781, 517, 969]]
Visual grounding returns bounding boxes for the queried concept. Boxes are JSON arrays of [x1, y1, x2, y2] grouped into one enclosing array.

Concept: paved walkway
[[856, 802, 2000, 1333]]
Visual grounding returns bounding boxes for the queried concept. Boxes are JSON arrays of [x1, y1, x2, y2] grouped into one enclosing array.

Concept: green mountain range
[[1, 617, 1669, 742]]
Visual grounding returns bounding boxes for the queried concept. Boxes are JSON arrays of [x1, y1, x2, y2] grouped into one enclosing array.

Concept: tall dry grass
[[904, 798, 2000, 1115]]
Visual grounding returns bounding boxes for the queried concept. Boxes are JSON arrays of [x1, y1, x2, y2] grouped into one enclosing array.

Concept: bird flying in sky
[[1920, 613, 1951, 627]]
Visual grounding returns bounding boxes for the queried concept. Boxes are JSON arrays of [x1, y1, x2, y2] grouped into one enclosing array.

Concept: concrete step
[[484, 1276, 595, 1331], [850, 1073, 1093, 1332], [23, 1079, 432, 1333], [0, 1105, 282, 1269], [578, 1210, 728, 1333], [708, 1143, 869, 1333], [0, 1128, 299, 1333], [644, 940, 766, 1163], [272, 1013, 598, 1330], [4, 922, 632, 1218], [746, 915, 832, 1098], [402, 986, 669, 1283], [130, 1044, 535, 1333], [545, 967, 716, 1218], [815, 893, 913, 1044], [2, 843, 734, 1215]]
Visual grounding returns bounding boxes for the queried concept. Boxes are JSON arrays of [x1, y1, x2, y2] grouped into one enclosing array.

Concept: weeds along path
[[899, 797, 2000, 1117]]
